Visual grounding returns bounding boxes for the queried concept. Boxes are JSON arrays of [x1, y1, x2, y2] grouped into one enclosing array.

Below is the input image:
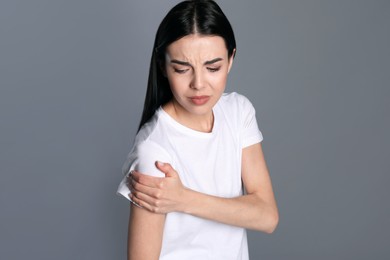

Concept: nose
[[190, 71, 205, 90]]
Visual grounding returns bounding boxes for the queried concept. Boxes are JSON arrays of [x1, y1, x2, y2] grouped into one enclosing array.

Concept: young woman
[[117, 1, 279, 259]]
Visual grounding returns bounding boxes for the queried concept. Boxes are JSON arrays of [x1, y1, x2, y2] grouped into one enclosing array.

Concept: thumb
[[155, 161, 177, 177]]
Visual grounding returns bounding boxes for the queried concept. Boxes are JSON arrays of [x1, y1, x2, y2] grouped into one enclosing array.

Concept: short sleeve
[[116, 140, 173, 201], [240, 96, 263, 148]]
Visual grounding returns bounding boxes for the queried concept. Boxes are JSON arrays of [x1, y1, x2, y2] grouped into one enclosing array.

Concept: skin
[[127, 34, 279, 260], [162, 34, 233, 132]]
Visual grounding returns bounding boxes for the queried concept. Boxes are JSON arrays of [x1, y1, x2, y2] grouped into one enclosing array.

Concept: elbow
[[264, 209, 279, 234], [253, 207, 279, 234]]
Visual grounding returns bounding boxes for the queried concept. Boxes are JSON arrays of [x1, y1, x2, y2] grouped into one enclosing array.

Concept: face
[[164, 34, 234, 120]]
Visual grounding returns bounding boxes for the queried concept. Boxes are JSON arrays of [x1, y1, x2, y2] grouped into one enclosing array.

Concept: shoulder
[[134, 139, 171, 162], [217, 92, 257, 121], [134, 108, 173, 160], [124, 139, 172, 177], [123, 111, 173, 177], [219, 92, 255, 111], [134, 110, 160, 144]]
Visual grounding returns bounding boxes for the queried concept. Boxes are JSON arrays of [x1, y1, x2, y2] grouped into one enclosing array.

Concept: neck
[[163, 100, 214, 133]]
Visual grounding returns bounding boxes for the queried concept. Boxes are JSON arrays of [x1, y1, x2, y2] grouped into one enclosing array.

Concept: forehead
[[166, 34, 228, 61]]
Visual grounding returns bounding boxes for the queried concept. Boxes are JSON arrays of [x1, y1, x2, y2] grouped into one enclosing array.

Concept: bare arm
[[127, 203, 165, 260], [130, 143, 279, 233], [181, 143, 278, 232]]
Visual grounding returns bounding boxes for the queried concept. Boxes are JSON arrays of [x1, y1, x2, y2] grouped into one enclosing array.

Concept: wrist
[[178, 187, 193, 214]]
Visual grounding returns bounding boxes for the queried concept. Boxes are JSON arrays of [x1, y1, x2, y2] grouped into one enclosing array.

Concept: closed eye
[[174, 68, 189, 74], [207, 67, 221, 72]]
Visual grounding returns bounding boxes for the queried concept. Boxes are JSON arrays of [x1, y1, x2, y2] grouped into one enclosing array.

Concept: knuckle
[[158, 181, 164, 189]]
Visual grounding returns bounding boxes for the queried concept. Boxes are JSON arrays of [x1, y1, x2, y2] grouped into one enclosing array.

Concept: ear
[[227, 49, 236, 73]]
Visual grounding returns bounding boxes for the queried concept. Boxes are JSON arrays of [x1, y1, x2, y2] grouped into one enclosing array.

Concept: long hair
[[138, 0, 236, 131]]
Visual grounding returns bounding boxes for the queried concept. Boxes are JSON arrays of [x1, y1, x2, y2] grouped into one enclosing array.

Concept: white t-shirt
[[117, 92, 263, 260]]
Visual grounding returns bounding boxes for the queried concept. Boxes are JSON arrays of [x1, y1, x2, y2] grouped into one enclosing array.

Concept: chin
[[188, 106, 212, 115]]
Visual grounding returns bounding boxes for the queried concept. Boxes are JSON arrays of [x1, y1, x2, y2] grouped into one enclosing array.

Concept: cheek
[[210, 74, 228, 90], [167, 76, 187, 95]]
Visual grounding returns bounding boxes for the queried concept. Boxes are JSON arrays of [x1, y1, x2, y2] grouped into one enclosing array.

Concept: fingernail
[[156, 161, 164, 167]]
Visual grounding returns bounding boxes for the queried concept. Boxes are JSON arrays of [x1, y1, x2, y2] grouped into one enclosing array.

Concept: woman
[[117, 1, 279, 259]]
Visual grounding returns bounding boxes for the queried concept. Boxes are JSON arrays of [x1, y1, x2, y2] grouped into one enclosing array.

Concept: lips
[[189, 95, 210, 105]]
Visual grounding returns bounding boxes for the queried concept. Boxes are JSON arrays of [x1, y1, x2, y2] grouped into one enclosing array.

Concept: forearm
[[180, 188, 278, 233], [129, 144, 279, 233]]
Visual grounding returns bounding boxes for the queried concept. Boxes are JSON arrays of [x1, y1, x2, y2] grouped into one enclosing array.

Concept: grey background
[[1, 0, 389, 259]]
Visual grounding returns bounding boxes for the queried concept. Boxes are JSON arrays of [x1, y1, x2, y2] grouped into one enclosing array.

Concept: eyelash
[[207, 67, 221, 73], [174, 69, 188, 74], [174, 67, 221, 74]]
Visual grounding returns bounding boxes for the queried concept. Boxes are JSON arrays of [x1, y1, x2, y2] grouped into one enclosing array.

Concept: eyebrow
[[170, 57, 223, 66]]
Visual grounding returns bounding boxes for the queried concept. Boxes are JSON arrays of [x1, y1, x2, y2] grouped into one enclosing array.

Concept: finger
[[131, 171, 164, 187], [155, 161, 177, 177], [131, 178, 161, 199], [126, 171, 133, 185], [130, 193, 153, 212], [130, 191, 162, 213]]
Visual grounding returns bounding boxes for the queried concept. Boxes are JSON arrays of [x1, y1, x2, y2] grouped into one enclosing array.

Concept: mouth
[[189, 95, 210, 105]]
